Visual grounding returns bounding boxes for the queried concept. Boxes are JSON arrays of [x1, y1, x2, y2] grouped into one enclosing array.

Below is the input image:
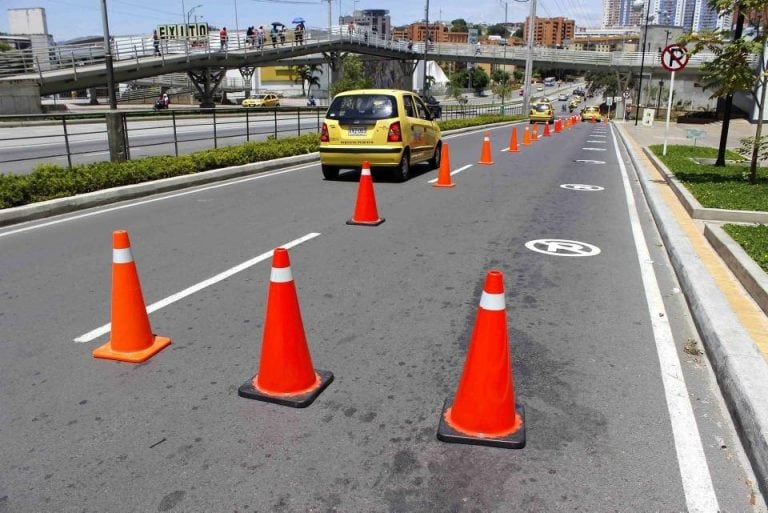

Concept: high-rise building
[[604, 0, 727, 31], [523, 16, 575, 47]]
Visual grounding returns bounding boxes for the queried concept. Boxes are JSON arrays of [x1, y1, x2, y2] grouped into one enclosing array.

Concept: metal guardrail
[[0, 27, 726, 81], [0, 102, 518, 173]]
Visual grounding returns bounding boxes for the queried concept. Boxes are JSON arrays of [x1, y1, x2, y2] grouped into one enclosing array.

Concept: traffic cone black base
[[437, 398, 526, 449], [238, 370, 334, 408], [346, 218, 385, 226]]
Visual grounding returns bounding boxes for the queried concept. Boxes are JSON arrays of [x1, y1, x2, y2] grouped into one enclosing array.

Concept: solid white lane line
[[427, 164, 473, 184], [0, 163, 318, 239], [73, 232, 321, 343], [582, 147, 607, 151], [611, 126, 719, 512]]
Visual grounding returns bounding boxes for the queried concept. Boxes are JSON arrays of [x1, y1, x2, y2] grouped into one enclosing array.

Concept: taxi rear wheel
[[322, 165, 339, 180], [397, 150, 411, 182]]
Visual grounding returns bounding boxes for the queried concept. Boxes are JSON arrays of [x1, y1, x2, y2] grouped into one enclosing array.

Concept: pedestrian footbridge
[[0, 28, 717, 114]]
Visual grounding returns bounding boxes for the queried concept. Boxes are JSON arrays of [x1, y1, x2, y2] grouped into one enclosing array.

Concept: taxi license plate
[[347, 127, 367, 136]]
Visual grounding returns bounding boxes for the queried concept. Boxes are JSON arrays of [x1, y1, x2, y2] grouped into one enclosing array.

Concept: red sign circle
[[661, 44, 689, 72]]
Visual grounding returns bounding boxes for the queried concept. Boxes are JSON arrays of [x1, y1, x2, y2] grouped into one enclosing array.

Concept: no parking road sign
[[661, 44, 689, 72]]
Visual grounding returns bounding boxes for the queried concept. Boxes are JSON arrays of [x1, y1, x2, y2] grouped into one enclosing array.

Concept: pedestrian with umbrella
[[292, 17, 305, 45]]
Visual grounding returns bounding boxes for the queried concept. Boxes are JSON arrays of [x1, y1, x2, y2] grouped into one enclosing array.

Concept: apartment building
[[522, 17, 575, 47]]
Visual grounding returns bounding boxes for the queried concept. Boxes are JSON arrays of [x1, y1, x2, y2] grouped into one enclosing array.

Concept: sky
[[0, 0, 603, 42]]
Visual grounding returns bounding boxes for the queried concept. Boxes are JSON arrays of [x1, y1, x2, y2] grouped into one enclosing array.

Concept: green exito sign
[[156, 23, 209, 40]]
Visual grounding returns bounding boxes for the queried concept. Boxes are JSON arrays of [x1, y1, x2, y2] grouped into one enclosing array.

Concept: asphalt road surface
[[1, 120, 764, 512]]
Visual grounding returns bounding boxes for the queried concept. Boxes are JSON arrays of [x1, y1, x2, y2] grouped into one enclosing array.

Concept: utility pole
[[99, 0, 127, 162], [421, 0, 430, 93], [501, 0, 508, 113], [522, 0, 536, 116]]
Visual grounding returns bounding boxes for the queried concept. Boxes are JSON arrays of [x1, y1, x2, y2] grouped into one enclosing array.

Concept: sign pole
[[663, 70, 675, 156]]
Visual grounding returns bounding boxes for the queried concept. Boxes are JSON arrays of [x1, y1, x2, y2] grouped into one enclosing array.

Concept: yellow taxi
[[242, 93, 280, 107], [319, 89, 442, 181], [581, 105, 602, 122], [529, 101, 555, 124]]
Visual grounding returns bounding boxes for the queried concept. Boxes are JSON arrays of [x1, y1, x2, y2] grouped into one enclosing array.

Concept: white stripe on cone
[[113, 248, 133, 263], [479, 291, 505, 311], [270, 267, 293, 283]]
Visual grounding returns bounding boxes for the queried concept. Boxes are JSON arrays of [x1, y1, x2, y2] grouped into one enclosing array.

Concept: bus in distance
[[544, 77, 556, 87]]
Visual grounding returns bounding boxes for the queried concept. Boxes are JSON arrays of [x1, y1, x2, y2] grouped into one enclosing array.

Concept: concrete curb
[[0, 153, 320, 227], [616, 123, 768, 498], [704, 224, 768, 317], [642, 147, 768, 224]]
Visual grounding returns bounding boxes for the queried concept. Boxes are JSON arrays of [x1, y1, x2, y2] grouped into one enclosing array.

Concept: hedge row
[[0, 115, 521, 210]]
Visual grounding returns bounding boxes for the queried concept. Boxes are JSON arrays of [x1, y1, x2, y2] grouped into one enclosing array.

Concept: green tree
[[679, 1, 765, 182], [487, 24, 508, 38], [456, 66, 489, 94], [0, 41, 11, 52], [329, 55, 373, 97], [491, 69, 513, 105], [513, 27, 524, 38], [447, 72, 468, 103], [451, 19, 468, 33], [291, 65, 323, 97]]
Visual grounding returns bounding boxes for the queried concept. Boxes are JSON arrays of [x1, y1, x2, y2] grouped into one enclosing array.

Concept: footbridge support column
[[239, 66, 256, 99], [323, 51, 344, 99], [0, 79, 42, 114], [188, 68, 227, 108]]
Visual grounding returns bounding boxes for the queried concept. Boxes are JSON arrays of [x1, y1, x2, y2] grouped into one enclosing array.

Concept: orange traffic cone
[[92, 231, 171, 363], [554, 119, 561, 133], [347, 161, 385, 226], [507, 126, 519, 152], [531, 124, 538, 141], [437, 270, 525, 448], [478, 132, 494, 165], [543, 122, 551, 137], [238, 247, 333, 407], [433, 144, 455, 188], [522, 126, 531, 146]]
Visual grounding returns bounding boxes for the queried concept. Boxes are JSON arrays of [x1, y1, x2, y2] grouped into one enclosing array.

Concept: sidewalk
[[615, 118, 768, 499]]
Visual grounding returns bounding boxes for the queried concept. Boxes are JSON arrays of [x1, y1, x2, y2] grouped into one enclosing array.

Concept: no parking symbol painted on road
[[560, 184, 604, 191], [525, 239, 601, 257]]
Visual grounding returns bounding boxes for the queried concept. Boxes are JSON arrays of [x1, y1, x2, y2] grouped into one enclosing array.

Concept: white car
[[558, 93, 568, 101]]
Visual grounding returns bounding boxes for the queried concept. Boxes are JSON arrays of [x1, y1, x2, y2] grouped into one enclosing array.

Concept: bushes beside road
[[0, 115, 521, 210]]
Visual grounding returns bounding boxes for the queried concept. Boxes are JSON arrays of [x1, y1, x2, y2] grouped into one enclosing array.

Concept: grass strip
[[722, 224, 768, 274], [649, 145, 768, 211]]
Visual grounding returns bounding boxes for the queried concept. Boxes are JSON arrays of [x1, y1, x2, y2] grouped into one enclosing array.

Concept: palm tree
[[293, 65, 323, 97]]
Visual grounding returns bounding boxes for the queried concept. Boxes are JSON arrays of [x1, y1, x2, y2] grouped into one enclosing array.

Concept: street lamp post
[[522, 0, 537, 116], [633, 0, 651, 125], [187, 4, 202, 25]]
